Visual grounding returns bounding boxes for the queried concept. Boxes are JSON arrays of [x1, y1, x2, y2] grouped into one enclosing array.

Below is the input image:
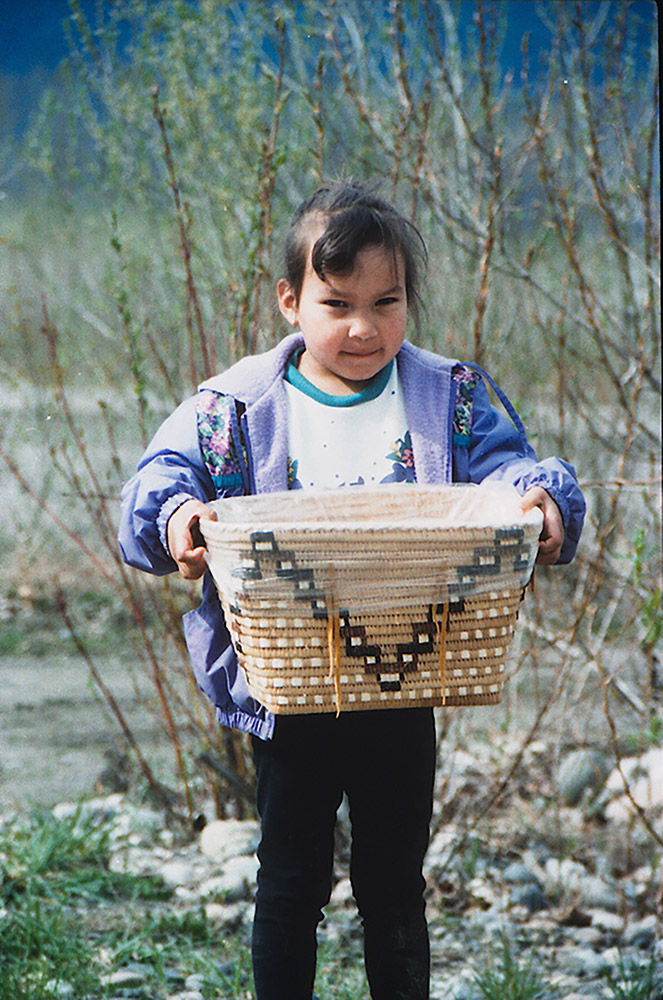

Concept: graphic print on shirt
[[382, 430, 416, 483], [287, 457, 300, 490]]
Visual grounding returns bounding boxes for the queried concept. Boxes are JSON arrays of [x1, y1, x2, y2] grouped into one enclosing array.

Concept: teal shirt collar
[[284, 348, 394, 408]]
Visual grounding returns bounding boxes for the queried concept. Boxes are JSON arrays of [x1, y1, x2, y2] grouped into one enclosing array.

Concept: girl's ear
[[277, 279, 299, 327]]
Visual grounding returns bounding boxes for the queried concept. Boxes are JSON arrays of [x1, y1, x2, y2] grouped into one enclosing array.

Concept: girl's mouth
[[343, 348, 380, 357]]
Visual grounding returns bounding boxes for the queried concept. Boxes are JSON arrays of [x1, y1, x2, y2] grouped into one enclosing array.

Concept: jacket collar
[[198, 332, 304, 403]]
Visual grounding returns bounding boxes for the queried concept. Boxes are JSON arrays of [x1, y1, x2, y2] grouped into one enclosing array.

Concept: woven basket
[[201, 484, 542, 715]]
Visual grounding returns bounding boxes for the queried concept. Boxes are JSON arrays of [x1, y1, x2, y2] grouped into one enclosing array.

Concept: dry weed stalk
[[234, 14, 288, 358], [151, 87, 212, 385]]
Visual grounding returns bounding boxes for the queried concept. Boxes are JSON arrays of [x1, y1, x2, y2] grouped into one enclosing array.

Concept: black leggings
[[251, 707, 436, 1000]]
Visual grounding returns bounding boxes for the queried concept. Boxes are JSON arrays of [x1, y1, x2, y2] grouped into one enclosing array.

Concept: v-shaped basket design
[[201, 484, 542, 715]]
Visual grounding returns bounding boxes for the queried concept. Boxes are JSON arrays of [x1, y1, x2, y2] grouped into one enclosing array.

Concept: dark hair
[[282, 181, 428, 323]]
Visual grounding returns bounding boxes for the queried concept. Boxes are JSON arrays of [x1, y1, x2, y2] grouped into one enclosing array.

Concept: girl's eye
[[376, 296, 400, 307], [323, 299, 348, 309]]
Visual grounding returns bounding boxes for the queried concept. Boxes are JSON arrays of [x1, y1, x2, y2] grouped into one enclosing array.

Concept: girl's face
[[277, 240, 408, 395]]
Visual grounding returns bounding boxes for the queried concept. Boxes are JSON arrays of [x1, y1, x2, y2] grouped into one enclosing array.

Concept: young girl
[[119, 182, 585, 999]]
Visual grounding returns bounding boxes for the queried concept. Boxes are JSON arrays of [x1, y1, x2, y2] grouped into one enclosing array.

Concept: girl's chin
[[338, 349, 384, 371]]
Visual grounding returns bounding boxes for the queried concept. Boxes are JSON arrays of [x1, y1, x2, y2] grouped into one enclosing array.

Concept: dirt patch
[[0, 651, 177, 809]]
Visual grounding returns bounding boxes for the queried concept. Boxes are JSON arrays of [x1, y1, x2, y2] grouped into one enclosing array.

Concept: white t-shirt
[[284, 353, 415, 490]]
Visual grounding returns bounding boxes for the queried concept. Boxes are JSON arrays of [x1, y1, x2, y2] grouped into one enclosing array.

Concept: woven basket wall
[[201, 485, 541, 715]]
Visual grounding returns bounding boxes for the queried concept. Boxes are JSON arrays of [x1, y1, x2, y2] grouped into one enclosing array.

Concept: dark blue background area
[[0, 0, 658, 121], [0, 0, 79, 74], [1, 1, 656, 73]]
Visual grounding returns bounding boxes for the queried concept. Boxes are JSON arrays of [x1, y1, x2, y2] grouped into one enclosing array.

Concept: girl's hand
[[520, 487, 564, 565], [167, 499, 217, 579]]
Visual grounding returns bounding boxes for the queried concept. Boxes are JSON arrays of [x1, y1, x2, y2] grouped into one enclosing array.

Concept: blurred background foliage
[[0, 0, 660, 826]]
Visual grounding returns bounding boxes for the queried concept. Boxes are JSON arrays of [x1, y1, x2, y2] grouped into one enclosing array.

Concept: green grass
[[0, 806, 177, 999], [0, 897, 101, 1000], [315, 938, 371, 998], [606, 953, 660, 1000], [472, 933, 546, 1000]]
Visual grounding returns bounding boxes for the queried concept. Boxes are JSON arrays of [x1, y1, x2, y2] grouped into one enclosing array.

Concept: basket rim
[[201, 483, 544, 537]]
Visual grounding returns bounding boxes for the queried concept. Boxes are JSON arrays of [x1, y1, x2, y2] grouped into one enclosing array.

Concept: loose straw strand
[[326, 570, 342, 717], [436, 603, 449, 706]]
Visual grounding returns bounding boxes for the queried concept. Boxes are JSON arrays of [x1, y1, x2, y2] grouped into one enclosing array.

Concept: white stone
[[106, 967, 150, 987], [600, 945, 622, 969], [204, 900, 252, 927], [201, 854, 259, 902], [558, 946, 610, 976], [468, 877, 501, 908], [431, 972, 475, 1000], [578, 874, 620, 910], [44, 982, 74, 998], [51, 795, 115, 822], [96, 946, 113, 968], [199, 819, 260, 862], [624, 913, 658, 948], [185, 974, 206, 991], [604, 797, 636, 824], [198, 873, 227, 897], [588, 908, 624, 934], [174, 884, 203, 903], [606, 759, 637, 794], [204, 901, 231, 922], [542, 857, 587, 894], [329, 877, 354, 908], [160, 860, 196, 887], [125, 806, 164, 836], [570, 925, 603, 947], [605, 747, 663, 807], [557, 749, 609, 806], [425, 827, 457, 866]]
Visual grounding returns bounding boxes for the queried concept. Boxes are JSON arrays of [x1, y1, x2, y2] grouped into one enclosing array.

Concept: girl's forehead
[[305, 239, 405, 284]]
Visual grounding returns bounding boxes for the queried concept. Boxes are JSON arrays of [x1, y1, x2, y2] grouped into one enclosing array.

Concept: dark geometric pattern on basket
[[451, 526, 531, 596], [232, 530, 329, 615], [228, 529, 527, 697], [234, 527, 530, 597], [337, 602, 465, 692]]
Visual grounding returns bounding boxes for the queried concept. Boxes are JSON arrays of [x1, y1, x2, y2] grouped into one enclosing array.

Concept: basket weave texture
[[201, 485, 541, 715]]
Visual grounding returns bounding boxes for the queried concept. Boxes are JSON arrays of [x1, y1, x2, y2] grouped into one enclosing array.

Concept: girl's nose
[[348, 312, 377, 340]]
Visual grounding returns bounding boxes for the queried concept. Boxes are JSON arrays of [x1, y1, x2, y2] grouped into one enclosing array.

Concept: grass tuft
[[472, 931, 546, 1000], [606, 952, 660, 1000], [0, 806, 175, 998]]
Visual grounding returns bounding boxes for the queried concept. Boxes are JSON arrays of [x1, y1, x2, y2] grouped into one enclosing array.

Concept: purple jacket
[[118, 333, 585, 739]]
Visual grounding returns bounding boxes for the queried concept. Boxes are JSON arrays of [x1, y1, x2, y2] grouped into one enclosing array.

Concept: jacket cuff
[[157, 492, 198, 557], [519, 474, 585, 565]]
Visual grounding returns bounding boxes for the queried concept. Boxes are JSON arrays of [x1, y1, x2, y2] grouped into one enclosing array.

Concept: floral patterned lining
[[197, 390, 247, 492], [451, 364, 480, 446]]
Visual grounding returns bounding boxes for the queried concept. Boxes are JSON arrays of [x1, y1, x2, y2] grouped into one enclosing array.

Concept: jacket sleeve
[[466, 378, 586, 564], [118, 395, 216, 575]]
